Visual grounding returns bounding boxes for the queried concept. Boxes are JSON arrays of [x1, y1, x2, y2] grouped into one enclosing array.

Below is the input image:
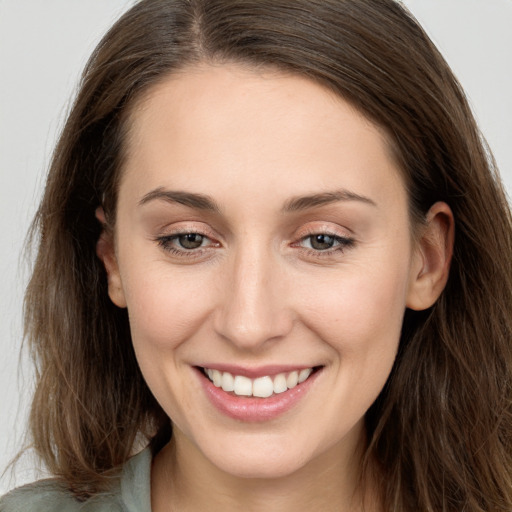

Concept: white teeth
[[221, 372, 234, 392], [204, 367, 315, 397], [212, 369, 222, 387], [253, 376, 274, 398], [233, 375, 253, 396], [298, 368, 312, 383], [286, 371, 299, 389], [273, 374, 288, 394]]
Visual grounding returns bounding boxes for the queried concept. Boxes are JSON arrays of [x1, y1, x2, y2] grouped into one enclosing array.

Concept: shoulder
[[0, 447, 152, 512], [0, 479, 81, 511], [0, 479, 122, 512]]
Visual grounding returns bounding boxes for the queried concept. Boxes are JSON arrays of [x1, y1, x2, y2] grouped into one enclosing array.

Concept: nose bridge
[[214, 241, 292, 349]]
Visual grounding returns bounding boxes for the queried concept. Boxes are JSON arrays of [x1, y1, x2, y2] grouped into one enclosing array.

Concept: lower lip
[[196, 368, 321, 422]]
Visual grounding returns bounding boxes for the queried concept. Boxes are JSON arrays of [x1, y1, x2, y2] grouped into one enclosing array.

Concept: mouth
[[200, 366, 322, 398], [196, 364, 323, 422]]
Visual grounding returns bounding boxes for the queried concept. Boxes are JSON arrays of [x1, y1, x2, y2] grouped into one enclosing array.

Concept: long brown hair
[[23, 0, 512, 509]]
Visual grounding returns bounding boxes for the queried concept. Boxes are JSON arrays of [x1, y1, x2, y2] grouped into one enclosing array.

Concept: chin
[[195, 432, 316, 480], [213, 452, 308, 480]]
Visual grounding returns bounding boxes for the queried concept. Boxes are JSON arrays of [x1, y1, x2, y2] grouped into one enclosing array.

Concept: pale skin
[[97, 63, 454, 512]]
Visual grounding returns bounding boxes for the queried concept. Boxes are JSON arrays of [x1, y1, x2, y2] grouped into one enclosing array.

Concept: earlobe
[[95, 207, 127, 308], [406, 202, 454, 311]]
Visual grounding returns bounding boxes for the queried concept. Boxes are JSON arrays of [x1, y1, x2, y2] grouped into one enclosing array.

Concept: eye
[[156, 231, 218, 255], [300, 233, 353, 251], [177, 233, 205, 250], [306, 234, 338, 251]]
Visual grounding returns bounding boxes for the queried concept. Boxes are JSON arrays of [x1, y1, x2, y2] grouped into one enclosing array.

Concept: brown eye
[[297, 233, 355, 254], [309, 234, 336, 250], [178, 233, 204, 249]]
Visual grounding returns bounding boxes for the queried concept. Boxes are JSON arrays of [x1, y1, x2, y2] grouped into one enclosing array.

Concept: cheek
[[297, 264, 408, 426], [295, 253, 410, 406], [121, 262, 217, 355], [119, 266, 218, 425], [299, 262, 409, 348]]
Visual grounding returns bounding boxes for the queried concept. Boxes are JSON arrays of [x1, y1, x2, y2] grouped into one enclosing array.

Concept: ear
[[406, 202, 454, 311], [95, 207, 127, 308]]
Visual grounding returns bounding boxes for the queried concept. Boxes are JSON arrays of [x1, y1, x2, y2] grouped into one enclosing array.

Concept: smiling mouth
[[201, 366, 321, 398]]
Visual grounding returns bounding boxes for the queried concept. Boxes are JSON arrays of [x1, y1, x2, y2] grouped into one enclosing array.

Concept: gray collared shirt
[[0, 448, 152, 512]]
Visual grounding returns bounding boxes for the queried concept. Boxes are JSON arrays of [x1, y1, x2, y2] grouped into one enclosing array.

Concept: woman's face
[[104, 64, 426, 479]]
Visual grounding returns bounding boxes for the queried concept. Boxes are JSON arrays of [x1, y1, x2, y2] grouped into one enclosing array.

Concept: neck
[[151, 427, 382, 512]]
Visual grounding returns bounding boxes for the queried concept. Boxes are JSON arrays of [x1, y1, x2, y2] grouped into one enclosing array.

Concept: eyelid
[[154, 222, 220, 241], [294, 233, 354, 249], [153, 222, 356, 260], [153, 222, 222, 258], [294, 222, 354, 240], [157, 232, 215, 248], [290, 223, 357, 257]]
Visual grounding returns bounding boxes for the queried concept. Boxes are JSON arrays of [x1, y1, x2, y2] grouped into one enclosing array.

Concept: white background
[[1, 0, 511, 494]]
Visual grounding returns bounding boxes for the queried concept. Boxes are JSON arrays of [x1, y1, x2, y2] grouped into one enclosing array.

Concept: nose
[[213, 245, 294, 351]]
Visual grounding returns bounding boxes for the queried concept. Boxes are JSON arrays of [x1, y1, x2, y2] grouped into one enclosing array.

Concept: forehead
[[119, 63, 405, 209]]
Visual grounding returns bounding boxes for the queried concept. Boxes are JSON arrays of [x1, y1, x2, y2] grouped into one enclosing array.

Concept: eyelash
[[155, 230, 355, 259], [294, 232, 355, 258], [155, 231, 217, 258]]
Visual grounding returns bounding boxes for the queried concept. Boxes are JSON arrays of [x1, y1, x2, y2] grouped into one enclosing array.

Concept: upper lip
[[197, 364, 320, 379]]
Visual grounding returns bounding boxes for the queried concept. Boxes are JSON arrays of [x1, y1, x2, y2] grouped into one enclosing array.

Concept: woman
[[1, 0, 511, 510]]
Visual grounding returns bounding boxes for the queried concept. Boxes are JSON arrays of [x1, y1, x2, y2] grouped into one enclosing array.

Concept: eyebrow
[[139, 187, 221, 212], [139, 187, 376, 213], [282, 189, 377, 212]]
